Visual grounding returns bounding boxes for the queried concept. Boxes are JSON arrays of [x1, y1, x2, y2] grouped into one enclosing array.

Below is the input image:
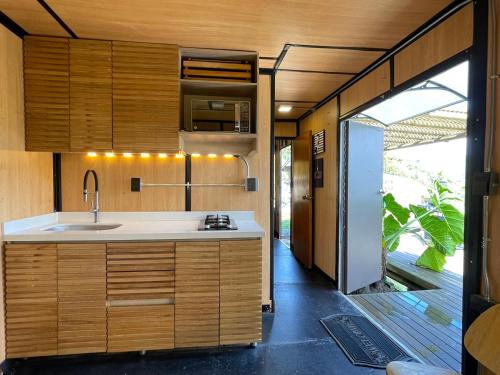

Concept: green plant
[[382, 180, 464, 272]]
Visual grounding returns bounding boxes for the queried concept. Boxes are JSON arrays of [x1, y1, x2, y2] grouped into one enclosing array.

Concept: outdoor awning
[[355, 107, 467, 150], [355, 61, 468, 150]]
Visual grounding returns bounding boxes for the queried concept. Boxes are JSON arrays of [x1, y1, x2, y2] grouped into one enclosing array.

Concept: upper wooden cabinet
[[23, 37, 179, 153], [112, 41, 179, 153], [24, 37, 70, 152], [69, 39, 112, 151]]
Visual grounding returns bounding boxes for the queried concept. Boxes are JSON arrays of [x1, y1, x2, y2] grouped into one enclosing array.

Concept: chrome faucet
[[83, 169, 100, 223]]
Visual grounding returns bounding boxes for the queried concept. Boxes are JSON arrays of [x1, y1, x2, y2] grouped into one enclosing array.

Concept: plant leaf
[[438, 203, 464, 244], [384, 193, 410, 225], [410, 205, 457, 256], [383, 214, 402, 252], [416, 246, 446, 272]]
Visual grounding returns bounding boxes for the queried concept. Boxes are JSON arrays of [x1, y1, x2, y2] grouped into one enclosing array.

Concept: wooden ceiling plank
[[0, 0, 69, 37], [276, 70, 351, 102], [280, 46, 385, 73], [37, 0, 450, 57]]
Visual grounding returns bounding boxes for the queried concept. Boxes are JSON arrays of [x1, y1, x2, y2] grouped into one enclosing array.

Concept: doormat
[[320, 314, 414, 368]]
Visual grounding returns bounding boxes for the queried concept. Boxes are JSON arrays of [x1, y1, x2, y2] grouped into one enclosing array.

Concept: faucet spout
[[83, 169, 100, 223]]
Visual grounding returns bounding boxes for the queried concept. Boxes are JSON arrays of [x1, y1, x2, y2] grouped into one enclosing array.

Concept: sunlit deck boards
[[347, 251, 463, 373]]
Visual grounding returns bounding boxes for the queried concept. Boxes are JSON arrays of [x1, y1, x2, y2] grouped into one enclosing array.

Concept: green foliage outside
[[382, 180, 464, 272]]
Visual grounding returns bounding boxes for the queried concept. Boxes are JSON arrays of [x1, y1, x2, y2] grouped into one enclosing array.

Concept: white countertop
[[2, 211, 265, 242]]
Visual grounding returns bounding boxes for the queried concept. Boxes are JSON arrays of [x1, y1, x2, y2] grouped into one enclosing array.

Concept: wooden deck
[[347, 251, 463, 373]]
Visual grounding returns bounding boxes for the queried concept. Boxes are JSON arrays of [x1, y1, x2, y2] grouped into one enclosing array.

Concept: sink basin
[[44, 224, 122, 232]]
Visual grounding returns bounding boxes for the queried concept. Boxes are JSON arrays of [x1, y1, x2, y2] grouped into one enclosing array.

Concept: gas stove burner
[[199, 214, 238, 231]]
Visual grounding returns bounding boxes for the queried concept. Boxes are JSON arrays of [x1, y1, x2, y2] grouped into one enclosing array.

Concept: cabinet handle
[[108, 298, 175, 307]]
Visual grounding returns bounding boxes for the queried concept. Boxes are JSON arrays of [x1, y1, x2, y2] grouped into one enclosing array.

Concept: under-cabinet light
[[158, 153, 168, 159], [175, 152, 185, 159], [140, 153, 150, 158], [191, 153, 201, 158], [278, 105, 292, 113], [224, 154, 234, 158], [87, 152, 97, 157], [123, 153, 133, 158], [208, 153, 217, 158], [105, 152, 115, 158]]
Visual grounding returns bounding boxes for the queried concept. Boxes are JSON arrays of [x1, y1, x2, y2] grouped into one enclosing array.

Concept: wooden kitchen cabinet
[[4, 244, 58, 358], [220, 239, 262, 345], [69, 39, 113, 151], [112, 41, 180, 152], [3, 239, 262, 358], [24, 36, 179, 153], [106, 242, 175, 352], [57, 243, 107, 355], [24, 37, 70, 152], [175, 241, 220, 348]]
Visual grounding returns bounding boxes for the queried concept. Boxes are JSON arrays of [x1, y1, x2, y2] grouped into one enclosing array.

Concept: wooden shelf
[[180, 79, 257, 97], [179, 131, 257, 156]]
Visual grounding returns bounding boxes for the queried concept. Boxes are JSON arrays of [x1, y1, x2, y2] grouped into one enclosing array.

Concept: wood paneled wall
[[299, 99, 338, 279], [275, 122, 296, 138], [339, 62, 390, 116], [394, 4, 473, 86], [0, 25, 54, 361], [191, 75, 271, 304], [60, 154, 185, 211]]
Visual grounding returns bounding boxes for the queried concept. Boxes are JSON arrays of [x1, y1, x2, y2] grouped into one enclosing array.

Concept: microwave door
[[191, 99, 235, 131]]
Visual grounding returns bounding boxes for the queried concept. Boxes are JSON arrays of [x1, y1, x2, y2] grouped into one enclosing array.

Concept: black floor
[[8, 240, 384, 375]]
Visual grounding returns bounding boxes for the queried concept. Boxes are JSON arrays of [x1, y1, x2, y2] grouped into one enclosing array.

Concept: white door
[[339, 120, 384, 294]]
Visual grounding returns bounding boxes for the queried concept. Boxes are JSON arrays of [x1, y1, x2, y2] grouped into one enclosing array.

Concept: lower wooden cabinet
[[106, 242, 175, 352], [4, 244, 58, 358], [220, 240, 262, 345], [108, 305, 174, 352], [175, 241, 220, 348], [3, 239, 262, 358], [58, 244, 107, 355]]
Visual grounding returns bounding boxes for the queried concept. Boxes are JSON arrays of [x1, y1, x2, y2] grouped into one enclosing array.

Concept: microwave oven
[[184, 95, 251, 133]]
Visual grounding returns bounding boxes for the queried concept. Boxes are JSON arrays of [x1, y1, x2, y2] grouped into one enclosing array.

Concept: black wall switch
[[131, 177, 142, 192]]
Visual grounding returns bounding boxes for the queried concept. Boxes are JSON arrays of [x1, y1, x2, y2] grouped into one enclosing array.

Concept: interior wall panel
[[275, 122, 296, 138], [299, 99, 338, 279], [0, 24, 54, 362], [60, 154, 185, 211], [340, 61, 390, 116], [394, 4, 473, 86]]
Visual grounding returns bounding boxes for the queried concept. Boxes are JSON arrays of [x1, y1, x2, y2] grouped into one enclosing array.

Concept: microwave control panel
[[237, 102, 251, 133]]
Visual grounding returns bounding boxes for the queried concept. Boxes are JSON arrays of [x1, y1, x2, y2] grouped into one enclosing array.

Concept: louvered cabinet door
[[106, 242, 175, 352], [220, 240, 262, 345], [175, 241, 220, 348], [24, 36, 70, 152], [4, 244, 58, 358], [112, 41, 179, 152], [57, 244, 107, 355], [69, 39, 112, 151]]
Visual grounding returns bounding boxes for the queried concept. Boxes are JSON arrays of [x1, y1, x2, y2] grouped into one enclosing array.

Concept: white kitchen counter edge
[[2, 211, 265, 242]]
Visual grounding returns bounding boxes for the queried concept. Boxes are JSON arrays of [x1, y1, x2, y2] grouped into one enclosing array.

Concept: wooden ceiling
[[0, 0, 452, 119]]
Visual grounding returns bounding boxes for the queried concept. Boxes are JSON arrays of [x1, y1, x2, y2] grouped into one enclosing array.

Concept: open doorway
[[279, 143, 292, 247], [274, 140, 293, 248], [338, 61, 468, 373]]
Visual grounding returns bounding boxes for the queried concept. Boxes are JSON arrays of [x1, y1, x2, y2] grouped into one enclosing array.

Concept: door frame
[[335, 28, 487, 375]]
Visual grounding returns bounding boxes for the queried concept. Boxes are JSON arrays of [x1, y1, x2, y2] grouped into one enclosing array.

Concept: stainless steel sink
[[44, 224, 122, 232]]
